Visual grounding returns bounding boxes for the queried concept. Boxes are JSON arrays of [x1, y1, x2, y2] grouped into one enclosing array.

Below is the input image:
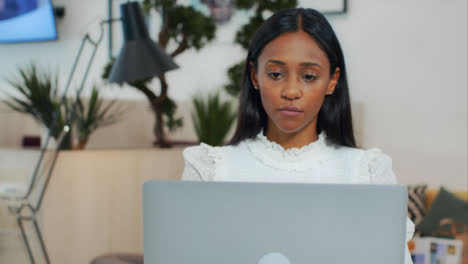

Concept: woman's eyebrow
[[267, 60, 321, 68], [300, 62, 321, 68], [267, 59, 286, 65]]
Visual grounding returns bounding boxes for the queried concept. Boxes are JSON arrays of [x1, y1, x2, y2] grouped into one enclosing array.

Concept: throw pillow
[[407, 184, 427, 228], [416, 187, 468, 237]]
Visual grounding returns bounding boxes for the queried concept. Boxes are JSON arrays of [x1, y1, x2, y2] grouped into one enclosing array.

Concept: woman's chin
[[275, 122, 304, 134]]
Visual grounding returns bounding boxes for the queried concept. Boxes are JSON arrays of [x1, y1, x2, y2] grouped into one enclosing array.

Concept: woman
[[182, 8, 415, 263]]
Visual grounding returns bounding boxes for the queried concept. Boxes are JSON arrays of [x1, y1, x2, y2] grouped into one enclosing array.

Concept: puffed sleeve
[[363, 148, 415, 264], [181, 143, 222, 182]]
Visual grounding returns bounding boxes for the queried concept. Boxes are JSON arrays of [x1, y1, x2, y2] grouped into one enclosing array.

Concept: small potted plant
[[191, 91, 237, 146], [74, 86, 125, 149], [3, 64, 124, 150]]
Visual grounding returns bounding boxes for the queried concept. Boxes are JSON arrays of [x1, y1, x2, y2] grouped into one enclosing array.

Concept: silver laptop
[[143, 180, 408, 264]]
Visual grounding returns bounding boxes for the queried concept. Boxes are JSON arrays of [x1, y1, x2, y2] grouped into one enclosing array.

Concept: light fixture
[[108, 2, 179, 83]]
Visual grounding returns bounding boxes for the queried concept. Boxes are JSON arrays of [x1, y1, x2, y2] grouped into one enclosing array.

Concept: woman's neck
[[264, 121, 318, 150]]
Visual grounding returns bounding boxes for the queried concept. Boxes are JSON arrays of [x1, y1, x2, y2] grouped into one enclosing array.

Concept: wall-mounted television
[[0, 0, 57, 43]]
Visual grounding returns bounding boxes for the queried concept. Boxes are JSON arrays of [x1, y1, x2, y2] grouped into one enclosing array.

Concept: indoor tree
[[104, 0, 217, 148]]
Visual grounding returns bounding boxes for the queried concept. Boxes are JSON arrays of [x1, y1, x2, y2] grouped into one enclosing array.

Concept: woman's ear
[[249, 61, 259, 89], [327, 67, 341, 94]]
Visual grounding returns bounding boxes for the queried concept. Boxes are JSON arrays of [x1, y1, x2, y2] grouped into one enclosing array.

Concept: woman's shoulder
[[353, 147, 396, 184], [332, 144, 392, 164], [182, 143, 244, 181], [331, 144, 396, 184], [355, 147, 392, 169], [183, 143, 223, 165], [183, 142, 243, 159], [182, 143, 221, 181], [183, 142, 242, 167]]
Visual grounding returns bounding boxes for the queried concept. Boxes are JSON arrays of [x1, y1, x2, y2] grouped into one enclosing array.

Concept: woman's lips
[[278, 106, 303, 117]]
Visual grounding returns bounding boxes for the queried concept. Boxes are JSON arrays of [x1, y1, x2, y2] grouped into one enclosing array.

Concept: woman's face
[[250, 30, 340, 135]]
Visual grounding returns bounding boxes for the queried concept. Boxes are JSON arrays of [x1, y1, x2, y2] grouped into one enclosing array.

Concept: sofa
[[407, 186, 468, 264]]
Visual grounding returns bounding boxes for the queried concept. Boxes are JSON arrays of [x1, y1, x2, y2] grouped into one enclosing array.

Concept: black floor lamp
[[12, 2, 178, 263], [108, 1, 179, 83]]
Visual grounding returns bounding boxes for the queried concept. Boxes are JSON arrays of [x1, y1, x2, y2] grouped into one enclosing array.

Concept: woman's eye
[[268, 72, 283, 80], [303, 74, 317, 81]]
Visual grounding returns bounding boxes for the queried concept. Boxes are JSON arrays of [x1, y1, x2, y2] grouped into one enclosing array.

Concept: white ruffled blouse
[[182, 131, 415, 264]]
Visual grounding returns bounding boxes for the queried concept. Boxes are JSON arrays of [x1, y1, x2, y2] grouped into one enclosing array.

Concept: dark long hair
[[228, 8, 356, 148]]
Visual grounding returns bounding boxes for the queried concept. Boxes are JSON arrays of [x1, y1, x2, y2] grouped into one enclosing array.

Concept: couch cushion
[[90, 254, 143, 264], [425, 189, 468, 209], [407, 185, 427, 228], [417, 187, 468, 237]]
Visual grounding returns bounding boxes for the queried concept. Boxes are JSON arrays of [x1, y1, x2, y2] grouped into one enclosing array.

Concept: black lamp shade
[[108, 2, 178, 83]]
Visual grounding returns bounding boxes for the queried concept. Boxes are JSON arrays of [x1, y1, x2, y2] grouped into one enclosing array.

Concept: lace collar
[[244, 130, 331, 171]]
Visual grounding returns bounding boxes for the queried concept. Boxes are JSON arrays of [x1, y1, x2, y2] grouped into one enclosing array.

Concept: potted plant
[[74, 86, 125, 149], [3, 64, 124, 150], [3, 64, 73, 149], [191, 91, 237, 146]]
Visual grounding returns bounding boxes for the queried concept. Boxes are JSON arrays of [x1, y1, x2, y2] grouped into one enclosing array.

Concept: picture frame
[[184, 0, 347, 26], [298, 0, 347, 15]]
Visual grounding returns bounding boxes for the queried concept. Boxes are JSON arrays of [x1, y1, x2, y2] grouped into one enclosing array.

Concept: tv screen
[[0, 0, 57, 43]]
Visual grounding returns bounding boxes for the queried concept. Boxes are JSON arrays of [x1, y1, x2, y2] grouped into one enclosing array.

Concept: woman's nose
[[281, 81, 302, 100]]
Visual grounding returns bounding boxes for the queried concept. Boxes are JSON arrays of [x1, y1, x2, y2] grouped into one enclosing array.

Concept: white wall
[[0, 0, 466, 190], [329, 0, 467, 190]]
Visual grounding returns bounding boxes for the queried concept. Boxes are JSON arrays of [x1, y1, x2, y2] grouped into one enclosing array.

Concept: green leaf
[[224, 62, 245, 97], [144, 2, 216, 52], [191, 91, 237, 146], [73, 85, 125, 145], [2, 64, 73, 149]]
